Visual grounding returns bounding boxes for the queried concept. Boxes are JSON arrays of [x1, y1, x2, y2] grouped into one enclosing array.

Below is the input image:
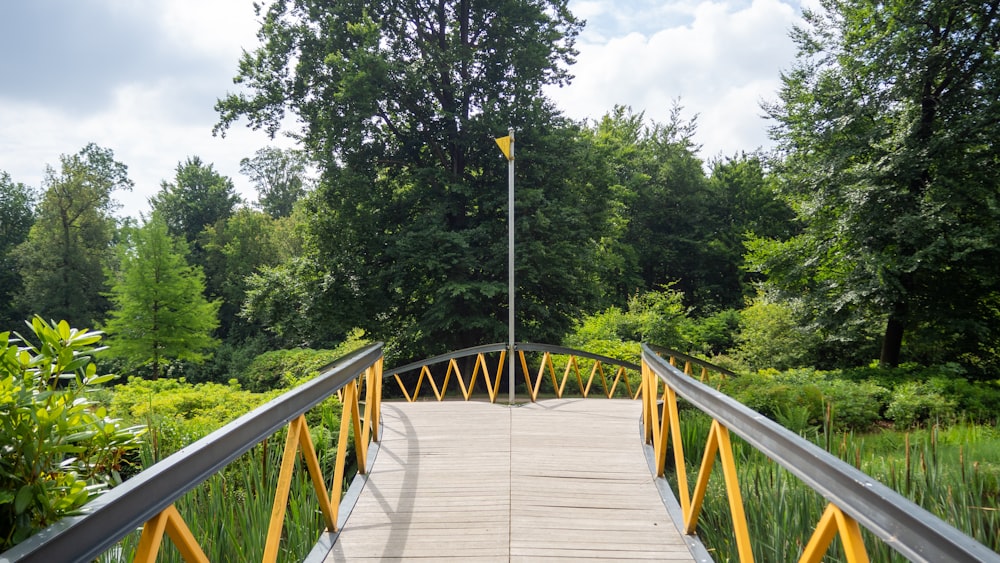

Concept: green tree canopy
[[240, 147, 311, 218], [201, 207, 282, 339], [14, 144, 132, 327], [0, 173, 35, 328], [151, 156, 241, 245], [215, 0, 617, 361], [103, 214, 220, 379], [759, 0, 1000, 368], [579, 106, 778, 313]]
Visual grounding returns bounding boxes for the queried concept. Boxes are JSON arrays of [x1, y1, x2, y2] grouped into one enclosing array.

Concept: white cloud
[[0, 81, 289, 218], [549, 0, 802, 160], [0, 0, 286, 218], [0, 0, 806, 219]]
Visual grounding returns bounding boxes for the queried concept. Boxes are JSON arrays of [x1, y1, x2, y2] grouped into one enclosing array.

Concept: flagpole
[[507, 127, 515, 405]]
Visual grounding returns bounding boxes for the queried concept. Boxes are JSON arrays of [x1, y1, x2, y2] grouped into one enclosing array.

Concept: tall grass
[[667, 410, 1000, 561], [99, 397, 352, 562]]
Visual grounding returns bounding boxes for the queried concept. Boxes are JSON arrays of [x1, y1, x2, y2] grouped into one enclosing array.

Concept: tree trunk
[[880, 302, 906, 367]]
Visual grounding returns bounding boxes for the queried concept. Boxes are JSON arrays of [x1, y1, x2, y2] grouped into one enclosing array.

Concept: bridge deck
[[328, 399, 695, 561]]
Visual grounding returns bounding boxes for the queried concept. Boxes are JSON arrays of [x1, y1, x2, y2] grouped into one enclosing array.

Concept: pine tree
[[103, 214, 220, 378]]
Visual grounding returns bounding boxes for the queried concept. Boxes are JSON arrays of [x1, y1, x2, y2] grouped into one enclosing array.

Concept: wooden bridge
[[3, 343, 998, 563], [330, 399, 694, 561]]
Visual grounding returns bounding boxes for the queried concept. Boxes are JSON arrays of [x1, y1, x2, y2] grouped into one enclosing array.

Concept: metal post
[[507, 128, 515, 405]]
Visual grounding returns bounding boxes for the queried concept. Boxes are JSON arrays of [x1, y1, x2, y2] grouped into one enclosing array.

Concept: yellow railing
[[1, 344, 385, 562], [640, 344, 996, 563], [389, 343, 642, 402], [136, 357, 384, 562]]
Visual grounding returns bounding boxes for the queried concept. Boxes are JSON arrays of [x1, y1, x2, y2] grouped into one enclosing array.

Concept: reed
[[667, 414, 1000, 562], [99, 396, 350, 562]]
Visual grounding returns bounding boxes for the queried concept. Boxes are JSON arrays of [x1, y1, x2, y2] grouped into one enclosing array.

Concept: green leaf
[[57, 320, 71, 341], [14, 485, 33, 515]]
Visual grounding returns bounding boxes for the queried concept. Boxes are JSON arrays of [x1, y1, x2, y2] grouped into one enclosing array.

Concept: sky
[[0, 0, 809, 219]]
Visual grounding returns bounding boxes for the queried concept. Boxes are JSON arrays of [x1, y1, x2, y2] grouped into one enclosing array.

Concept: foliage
[[704, 152, 796, 306], [0, 173, 35, 329], [13, 144, 132, 328], [564, 286, 690, 360], [108, 377, 275, 459], [240, 255, 346, 349], [581, 106, 721, 312], [150, 156, 240, 245], [239, 146, 311, 218], [199, 208, 281, 339], [576, 108, 796, 315], [733, 291, 820, 371], [719, 361, 1000, 432], [886, 381, 958, 430], [101, 383, 347, 562], [239, 329, 370, 391], [102, 214, 220, 379], [680, 309, 740, 356], [215, 0, 617, 363], [760, 0, 1000, 367], [720, 369, 827, 428], [0, 317, 144, 550], [676, 415, 1000, 561], [819, 378, 889, 431]]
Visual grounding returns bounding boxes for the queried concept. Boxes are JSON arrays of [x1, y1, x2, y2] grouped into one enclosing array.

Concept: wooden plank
[[326, 399, 694, 562]]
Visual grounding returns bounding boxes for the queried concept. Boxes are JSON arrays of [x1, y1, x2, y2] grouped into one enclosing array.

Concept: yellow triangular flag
[[495, 135, 513, 160]]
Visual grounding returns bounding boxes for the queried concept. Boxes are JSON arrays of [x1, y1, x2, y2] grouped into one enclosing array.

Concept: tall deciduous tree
[[14, 144, 131, 327], [705, 152, 796, 309], [151, 157, 241, 245], [201, 208, 281, 339], [103, 214, 220, 379], [760, 0, 1000, 367], [0, 173, 35, 328], [215, 0, 609, 360], [240, 147, 311, 218]]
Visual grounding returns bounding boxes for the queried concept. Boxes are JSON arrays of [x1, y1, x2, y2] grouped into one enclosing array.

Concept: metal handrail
[[646, 343, 739, 379], [387, 342, 640, 375], [516, 342, 641, 371], [389, 342, 642, 402], [0, 343, 384, 563], [387, 342, 508, 375], [641, 344, 1000, 563]]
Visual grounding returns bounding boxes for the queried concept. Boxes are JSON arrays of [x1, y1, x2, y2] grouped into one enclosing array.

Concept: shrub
[[734, 294, 819, 370], [239, 329, 371, 391], [721, 369, 825, 425], [819, 379, 889, 431], [565, 286, 689, 352], [680, 309, 740, 356], [0, 318, 144, 550], [886, 381, 958, 429], [108, 377, 276, 458]]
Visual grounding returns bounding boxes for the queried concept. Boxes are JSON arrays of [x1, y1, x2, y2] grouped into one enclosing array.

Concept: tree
[[215, 0, 609, 361], [581, 105, 759, 313], [200, 208, 281, 339], [150, 156, 241, 317], [14, 144, 132, 327], [704, 153, 796, 309], [103, 214, 220, 379], [760, 0, 1000, 367], [240, 147, 311, 218], [151, 157, 241, 245], [0, 173, 35, 328]]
